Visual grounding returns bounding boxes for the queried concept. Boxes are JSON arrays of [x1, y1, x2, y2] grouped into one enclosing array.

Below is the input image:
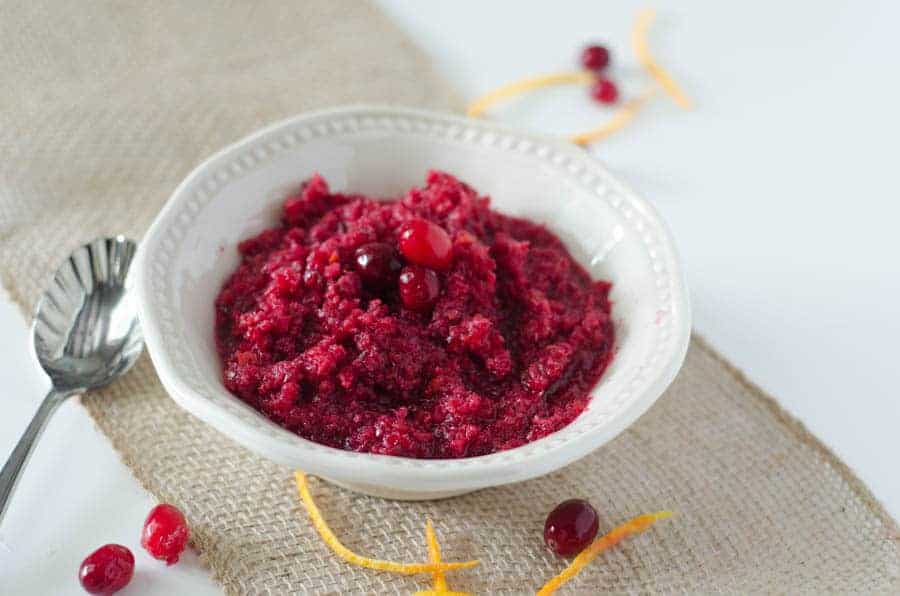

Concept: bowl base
[[323, 477, 475, 501]]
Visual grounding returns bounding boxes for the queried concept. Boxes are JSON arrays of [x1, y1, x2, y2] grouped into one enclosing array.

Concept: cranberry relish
[[215, 172, 614, 458]]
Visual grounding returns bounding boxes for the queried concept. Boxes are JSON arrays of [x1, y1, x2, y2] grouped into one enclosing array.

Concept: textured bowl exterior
[[134, 106, 690, 499]]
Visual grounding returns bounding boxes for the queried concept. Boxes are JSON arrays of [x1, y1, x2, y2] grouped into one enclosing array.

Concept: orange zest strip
[[536, 511, 673, 596], [293, 471, 480, 575], [466, 71, 595, 117], [426, 519, 449, 590], [632, 9, 692, 109], [569, 87, 658, 145], [420, 518, 474, 595]]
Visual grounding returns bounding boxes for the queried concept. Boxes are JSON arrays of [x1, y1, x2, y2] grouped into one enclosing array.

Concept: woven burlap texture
[[2, 1, 898, 594]]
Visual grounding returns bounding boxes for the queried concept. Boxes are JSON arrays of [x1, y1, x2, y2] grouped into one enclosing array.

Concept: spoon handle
[[0, 389, 69, 525]]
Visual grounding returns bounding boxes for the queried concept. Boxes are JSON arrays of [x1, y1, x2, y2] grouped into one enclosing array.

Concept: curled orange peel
[[426, 519, 449, 590], [293, 471, 479, 575], [536, 511, 674, 595], [466, 10, 691, 146], [418, 518, 474, 595], [632, 9, 692, 109], [569, 87, 658, 145], [466, 71, 654, 146], [466, 71, 595, 117]]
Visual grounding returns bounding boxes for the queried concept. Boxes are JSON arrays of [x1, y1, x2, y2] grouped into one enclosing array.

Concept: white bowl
[[134, 106, 690, 500]]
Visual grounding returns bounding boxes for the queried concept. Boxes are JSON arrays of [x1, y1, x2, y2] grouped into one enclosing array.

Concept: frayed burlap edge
[[689, 335, 899, 540]]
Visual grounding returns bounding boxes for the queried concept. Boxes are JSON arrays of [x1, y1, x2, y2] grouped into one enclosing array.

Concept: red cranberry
[[398, 266, 440, 311], [354, 242, 402, 287], [544, 499, 600, 556], [590, 78, 619, 104], [78, 544, 134, 594], [398, 219, 453, 271], [141, 503, 190, 565], [580, 45, 610, 71]]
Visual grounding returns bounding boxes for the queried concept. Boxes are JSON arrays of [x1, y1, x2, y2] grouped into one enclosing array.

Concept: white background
[[2, 1, 898, 593]]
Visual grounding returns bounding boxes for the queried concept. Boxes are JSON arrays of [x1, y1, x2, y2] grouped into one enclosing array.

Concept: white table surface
[[3, 1, 899, 593]]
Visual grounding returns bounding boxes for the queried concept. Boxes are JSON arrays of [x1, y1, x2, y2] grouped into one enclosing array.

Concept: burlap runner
[[2, 2, 897, 594]]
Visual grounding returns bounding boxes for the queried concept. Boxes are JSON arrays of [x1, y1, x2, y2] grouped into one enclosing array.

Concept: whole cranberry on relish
[[398, 218, 453, 270], [354, 242, 402, 288], [398, 265, 440, 311], [215, 172, 614, 458]]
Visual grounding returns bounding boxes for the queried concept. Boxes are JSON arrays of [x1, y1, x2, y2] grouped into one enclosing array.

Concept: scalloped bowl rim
[[133, 105, 691, 495]]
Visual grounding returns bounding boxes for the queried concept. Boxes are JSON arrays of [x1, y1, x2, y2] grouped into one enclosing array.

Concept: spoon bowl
[[32, 237, 143, 393], [0, 236, 143, 523]]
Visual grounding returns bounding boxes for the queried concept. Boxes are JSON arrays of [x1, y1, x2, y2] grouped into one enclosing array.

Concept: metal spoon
[[0, 236, 143, 524]]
